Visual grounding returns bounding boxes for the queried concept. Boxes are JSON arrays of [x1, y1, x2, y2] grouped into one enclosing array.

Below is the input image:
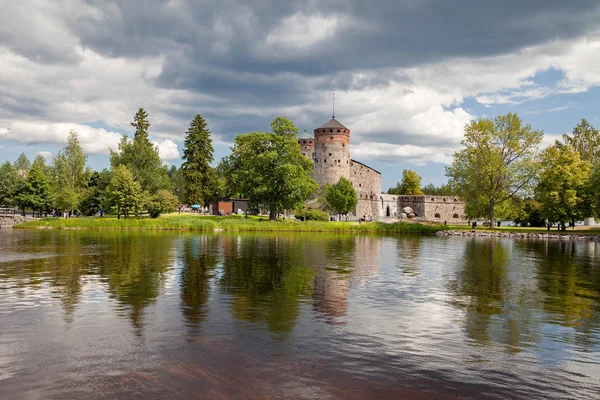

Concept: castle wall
[[397, 195, 466, 221], [379, 194, 399, 218], [350, 160, 381, 218]]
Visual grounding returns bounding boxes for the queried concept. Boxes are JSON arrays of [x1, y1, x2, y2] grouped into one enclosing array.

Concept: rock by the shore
[[402, 206, 414, 214], [436, 230, 599, 241], [400, 212, 408, 219], [0, 216, 29, 228]]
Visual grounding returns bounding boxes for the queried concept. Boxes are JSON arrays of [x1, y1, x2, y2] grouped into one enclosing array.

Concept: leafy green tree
[[80, 169, 112, 215], [562, 119, 600, 166], [446, 113, 543, 227], [147, 189, 179, 218], [562, 119, 600, 219], [388, 169, 424, 195], [110, 108, 172, 194], [13, 153, 31, 175], [181, 114, 219, 207], [105, 165, 143, 218], [17, 155, 54, 216], [52, 130, 90, 215], [512, 198, 545, 227], [0, 161, 23, 207], [324, 177, 358, 219], [168, 165, 185, 202], [270, 116, 299, 136], [422, 183, 456, 196], [220, 124, 318, 220], [535, 144, 590, 230]]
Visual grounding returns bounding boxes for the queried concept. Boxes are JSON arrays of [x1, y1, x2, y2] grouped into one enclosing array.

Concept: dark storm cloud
[[2, 0, 600, 155]]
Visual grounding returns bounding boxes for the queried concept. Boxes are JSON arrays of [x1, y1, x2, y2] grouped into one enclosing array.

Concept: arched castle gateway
[[298, 117, 467, 221]]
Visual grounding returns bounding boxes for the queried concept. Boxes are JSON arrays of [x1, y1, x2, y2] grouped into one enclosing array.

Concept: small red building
[[212, 198, 248, 216]]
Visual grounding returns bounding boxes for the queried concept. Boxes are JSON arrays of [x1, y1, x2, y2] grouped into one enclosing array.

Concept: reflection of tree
[[97, 233, 174, 334], [448, 239, 514, 346], [179, 235, 218, 328], [1, 231, 86, 322], [219, 234, 315, 337], [530, 240, 600, 351]]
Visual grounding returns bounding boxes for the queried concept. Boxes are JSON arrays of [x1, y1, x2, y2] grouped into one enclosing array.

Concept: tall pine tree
[[182, 114, 219, 207], [17, 155, 54, 216], [53, 130, 90, 215], [110, 108, 172, 194]]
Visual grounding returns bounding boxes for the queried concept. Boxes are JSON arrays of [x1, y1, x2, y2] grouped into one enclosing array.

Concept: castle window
[[330, 136, 333, 139], [338, 159, 340, 163], [330, 129, 333, 132], [431, 198, 435, 201], [443, 198, 446, 202], [324, 159, 326, 163], [337, 129, 340, 133], [329, 153, 332, 156], [435, 213, 441, 218], [359, 184, 362, 187], [453, 213, 459, 218], [453, 198, 457, 202], [303, 140, 306, 144]]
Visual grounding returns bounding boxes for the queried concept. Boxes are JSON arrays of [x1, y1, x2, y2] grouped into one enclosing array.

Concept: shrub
[[294, 208, 329, 221], [147, 190, 179, 218]]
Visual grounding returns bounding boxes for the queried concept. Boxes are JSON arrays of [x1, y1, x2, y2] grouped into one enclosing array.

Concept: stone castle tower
[[311, 118, 351, 187]]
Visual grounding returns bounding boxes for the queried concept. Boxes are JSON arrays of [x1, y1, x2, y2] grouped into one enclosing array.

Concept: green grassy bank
[[446, 224, 600, 235], [16, 214, 447, 235]]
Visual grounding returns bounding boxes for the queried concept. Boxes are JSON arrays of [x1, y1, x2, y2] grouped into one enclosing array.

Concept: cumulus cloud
[[36, 151, 52, 159], [1, 0, 600, 169], [153, 139, 180, 160], [0, 121, 122, 154]]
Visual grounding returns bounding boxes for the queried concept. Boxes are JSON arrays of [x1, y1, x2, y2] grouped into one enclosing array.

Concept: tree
[[110, 108, 172, 194], [13, 153, 31, 176], [270, 116, 299, 136], [52, 130, 90, 215], [220, 125, 318, 221], [0, 161, 23, 207], [422, 183, 456, 196], [181, 114, 219, 207], [446, 113, 543, 227], [387, 170, 424, 195], [562, 119, 600, 166], [80, 169, 112, 215], [535, 144, 590, 230], [324, 177, 358, 219], [168, 165, 185, 202], [562, 119, 600, 219], [104, 165, 142, 218], [17, 155, 54, 216], [147, 189, 179, 218]]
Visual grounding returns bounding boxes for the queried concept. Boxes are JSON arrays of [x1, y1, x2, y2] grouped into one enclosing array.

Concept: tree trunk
[[269, 208, 277, 221], [489, 200, 495, 229]]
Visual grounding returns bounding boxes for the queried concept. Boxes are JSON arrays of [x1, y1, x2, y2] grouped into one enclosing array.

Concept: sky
[[2, 1, 600, 190]]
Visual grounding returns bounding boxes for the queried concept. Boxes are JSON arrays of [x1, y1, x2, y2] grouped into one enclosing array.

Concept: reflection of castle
[[310, 236, 381, 324], [298, 117, 466, 221]]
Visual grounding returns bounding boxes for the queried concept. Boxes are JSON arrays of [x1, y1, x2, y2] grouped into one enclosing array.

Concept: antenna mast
[[332, 85, 335, 119]]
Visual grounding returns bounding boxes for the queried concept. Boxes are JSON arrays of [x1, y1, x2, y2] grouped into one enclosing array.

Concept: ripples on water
[[0, 230, 599, 399]]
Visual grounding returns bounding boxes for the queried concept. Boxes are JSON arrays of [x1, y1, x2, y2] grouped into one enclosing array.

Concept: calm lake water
[[0, 230, 599, 399]]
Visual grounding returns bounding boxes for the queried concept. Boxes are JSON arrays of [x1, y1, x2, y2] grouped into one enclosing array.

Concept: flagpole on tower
[[332, 84, 335, 119]]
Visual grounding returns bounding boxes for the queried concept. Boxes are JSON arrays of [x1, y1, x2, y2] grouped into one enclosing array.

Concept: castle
[[298, 117, 466, 221]]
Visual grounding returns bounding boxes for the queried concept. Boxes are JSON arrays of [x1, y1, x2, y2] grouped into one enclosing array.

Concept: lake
[[0, 229, 599, 399]]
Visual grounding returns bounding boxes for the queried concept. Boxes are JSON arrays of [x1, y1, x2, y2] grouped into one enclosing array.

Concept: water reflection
[[179, 235, 218, 330], [1, 230, 599, 399], [218, 234, 315, 337]]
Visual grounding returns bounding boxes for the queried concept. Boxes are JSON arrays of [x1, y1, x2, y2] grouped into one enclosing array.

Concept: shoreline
[[437, 230, 600, 240]]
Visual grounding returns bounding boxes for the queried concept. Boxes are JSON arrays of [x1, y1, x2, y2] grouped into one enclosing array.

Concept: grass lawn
[[446, 224, 600, 235], [17, 213, 448, 235]]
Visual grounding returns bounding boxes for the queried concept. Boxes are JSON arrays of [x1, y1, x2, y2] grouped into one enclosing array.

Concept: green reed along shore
[[16, 214, 447, 235]]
